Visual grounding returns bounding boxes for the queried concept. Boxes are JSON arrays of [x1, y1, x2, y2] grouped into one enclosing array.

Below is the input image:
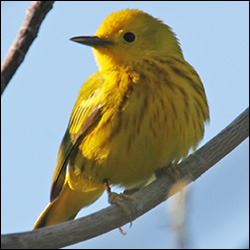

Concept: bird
[[33, 9, 209, 229]]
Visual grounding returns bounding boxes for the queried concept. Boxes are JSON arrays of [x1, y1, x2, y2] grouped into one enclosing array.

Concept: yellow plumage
[[33, 9, 209, 229]]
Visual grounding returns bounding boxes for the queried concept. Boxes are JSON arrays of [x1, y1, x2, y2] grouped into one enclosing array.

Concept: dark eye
[[123, 32, 136, 43]]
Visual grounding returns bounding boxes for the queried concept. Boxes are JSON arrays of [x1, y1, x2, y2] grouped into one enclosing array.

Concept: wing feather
[[50, 72, 104, 201]]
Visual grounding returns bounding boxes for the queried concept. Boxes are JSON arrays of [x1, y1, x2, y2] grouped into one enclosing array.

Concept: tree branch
[[1, 107, 249, 249], [1, 1, 54, 95]]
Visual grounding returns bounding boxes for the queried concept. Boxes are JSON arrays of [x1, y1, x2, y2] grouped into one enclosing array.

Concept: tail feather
[[33, 182, 104, 229]]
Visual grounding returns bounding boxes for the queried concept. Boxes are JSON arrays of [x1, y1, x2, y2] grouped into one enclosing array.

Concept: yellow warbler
[[33, 9, 209, 229]]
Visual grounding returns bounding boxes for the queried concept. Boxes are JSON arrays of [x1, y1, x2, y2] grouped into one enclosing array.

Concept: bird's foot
[[155, 163, 182, 182], [104, 182, 137, 234]]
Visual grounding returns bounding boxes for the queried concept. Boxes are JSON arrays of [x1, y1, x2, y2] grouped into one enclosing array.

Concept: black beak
[[70, 36, 112, 47]]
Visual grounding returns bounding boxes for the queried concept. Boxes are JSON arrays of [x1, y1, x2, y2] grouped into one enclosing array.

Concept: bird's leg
[[103, 181, 136, 234]]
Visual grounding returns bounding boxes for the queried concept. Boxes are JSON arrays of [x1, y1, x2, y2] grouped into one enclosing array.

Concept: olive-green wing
[[50, 72, 104, 202]]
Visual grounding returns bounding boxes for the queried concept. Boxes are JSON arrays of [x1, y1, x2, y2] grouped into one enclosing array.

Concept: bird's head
[[71, 9, 183, 71]]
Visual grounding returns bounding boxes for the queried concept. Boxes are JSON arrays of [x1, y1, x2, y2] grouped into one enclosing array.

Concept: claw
[[118, 226, 127, 235], [104, 181, 137, 234], [156, 163, 182, 182]]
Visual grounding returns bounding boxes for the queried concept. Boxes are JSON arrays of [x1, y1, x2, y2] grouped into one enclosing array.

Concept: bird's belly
[[77, 91, 178, 188], [71, 83, 201, 190]]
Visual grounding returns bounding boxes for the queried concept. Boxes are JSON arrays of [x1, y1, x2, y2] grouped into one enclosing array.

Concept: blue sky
[[1, 1, 249, 249]]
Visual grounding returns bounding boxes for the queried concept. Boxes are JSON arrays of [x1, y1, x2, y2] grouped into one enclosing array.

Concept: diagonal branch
[[1, 1, 54, 95], [1, 107, 249, 249]]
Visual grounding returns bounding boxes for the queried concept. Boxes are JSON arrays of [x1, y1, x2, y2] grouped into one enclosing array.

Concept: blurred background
[[1, 1, 249, 249]]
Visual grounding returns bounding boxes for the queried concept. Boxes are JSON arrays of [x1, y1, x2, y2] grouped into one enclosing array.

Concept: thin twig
[[1, 1, 54, 95], [1, 107, 248, 249]]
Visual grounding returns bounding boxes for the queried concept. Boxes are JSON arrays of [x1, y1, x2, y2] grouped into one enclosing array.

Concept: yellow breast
[[70, 57, 208, 189]]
